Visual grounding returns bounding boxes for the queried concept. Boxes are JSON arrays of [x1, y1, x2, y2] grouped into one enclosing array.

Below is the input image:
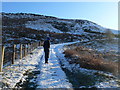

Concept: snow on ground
[[55, 43, 120, 88], [36, 42, 78, 88], [25, 20, 63, 33], [110, 29, 119, 34], [25, 16, 119, 35], [0, 42, 77, 89], [0, 47, 43, 88], [1, 41, 119, 89]]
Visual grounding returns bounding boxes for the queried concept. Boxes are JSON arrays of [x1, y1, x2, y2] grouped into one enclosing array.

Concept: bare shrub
[[64, 46, 118, 75]]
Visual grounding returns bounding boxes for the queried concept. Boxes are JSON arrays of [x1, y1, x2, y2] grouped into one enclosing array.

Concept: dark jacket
[[43, 40, 50, 50]]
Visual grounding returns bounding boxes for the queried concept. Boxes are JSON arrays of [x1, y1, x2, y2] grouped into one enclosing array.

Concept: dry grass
[[2, 26, 82, 45], [64, 46, 118, 75]]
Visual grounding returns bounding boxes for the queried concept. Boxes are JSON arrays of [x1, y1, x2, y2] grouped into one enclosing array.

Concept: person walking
[[43, 37, 50, 64]]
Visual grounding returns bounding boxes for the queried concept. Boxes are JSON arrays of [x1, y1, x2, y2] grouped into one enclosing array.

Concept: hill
[[2, 12, 118, 46]]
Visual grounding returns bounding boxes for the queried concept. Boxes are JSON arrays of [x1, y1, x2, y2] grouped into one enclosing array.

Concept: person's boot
[[45, 58, 48, 64]]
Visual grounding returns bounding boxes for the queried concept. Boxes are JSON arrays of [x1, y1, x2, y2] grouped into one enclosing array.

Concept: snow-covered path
[[1, 42, 77, 89], [36, 44, 73, 88], [1, 41, 119, 89]]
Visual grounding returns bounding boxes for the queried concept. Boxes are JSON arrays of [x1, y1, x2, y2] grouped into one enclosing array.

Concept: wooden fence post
[[32, 43, 34, 50], [33, 43, 35, 49], [30, 43, 32, 53], [34, 43, 36, 49], [20, 44, 22, 59], [33, 43, 34, 50], [37, 42, 39, 47], [28, 44, 30, 53], [39, 42, 41, 46], [26, 44, 28, 54], [23, 44, 24, 57], [24, 44, 27, 56], [37, 42, 38, 47], [12, 44, 16, 64], [35, 42, 37, 49], [0, 46, 5, 72], [30, 43, 32, 52]]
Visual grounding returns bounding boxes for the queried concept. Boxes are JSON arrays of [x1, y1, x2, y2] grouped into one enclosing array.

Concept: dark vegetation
[[2, 26, 83, 46], [2, 16, 37, 27], [15, 69, 40, 89], [62, 68, 97, 88], [2, 12, 107, 46], [2, 25, 82, 66], [51, 21, 71, 32], [64, 46, 118, 75], [1, 12, 119, 89], [2, 12, 116, 69], [60, 67, 107, 88]]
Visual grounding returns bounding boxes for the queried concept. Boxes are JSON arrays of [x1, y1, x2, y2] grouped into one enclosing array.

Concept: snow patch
[[1, 47, 43, 88]]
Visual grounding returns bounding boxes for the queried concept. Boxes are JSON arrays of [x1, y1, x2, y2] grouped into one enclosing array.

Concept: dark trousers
[[44, 48, 49, 63]]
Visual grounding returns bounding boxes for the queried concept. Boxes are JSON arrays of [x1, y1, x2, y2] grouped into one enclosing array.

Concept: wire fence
[[0, 41, 42, 72]]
